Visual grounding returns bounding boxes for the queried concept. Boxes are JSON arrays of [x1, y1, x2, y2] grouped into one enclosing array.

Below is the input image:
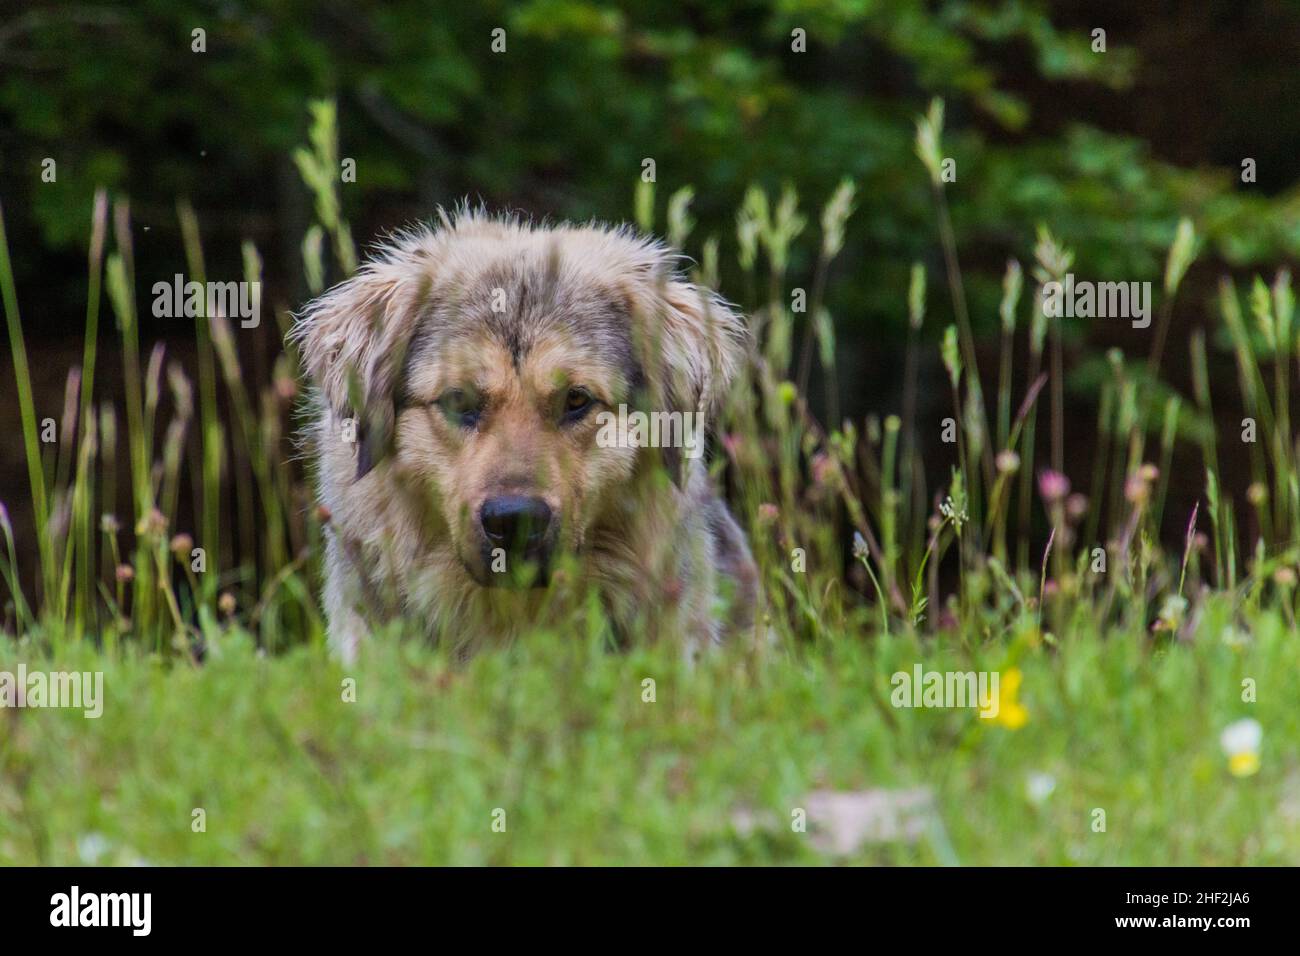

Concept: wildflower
[[1037, 470, 1069, 504], [939, 496, 968, 530], [1151, 594, 1187, 634], [101, 514, 120, 534], [810, 452, 836, 488], [1124, 472, 1150, 506], [995, 450, 1020, 474], [115, 564, 135, 583], [851, 530, 869, 560], [169, 533, 194, 558], [1025, 772, 1056, 806], [1274, 567, 1297, 588], [1220, 626, 1250, 650], [994, 668, 1028, 729], [1220, 718, 1262, 778], [1247, 482, 1268, 506], [1125, 464, 1160, 499], [76, 833, 111, 865], [218, 592, 237, 617], [1065, 493, 1089, 523], [757, 503, 780, 526], [135, 507, 167, 539]]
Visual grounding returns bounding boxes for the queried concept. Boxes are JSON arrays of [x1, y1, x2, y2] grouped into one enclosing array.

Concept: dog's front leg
[[323, 532, 379, 664]]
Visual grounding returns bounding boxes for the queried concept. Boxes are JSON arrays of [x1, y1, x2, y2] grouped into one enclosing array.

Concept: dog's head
[[292, 210, 748, 586]]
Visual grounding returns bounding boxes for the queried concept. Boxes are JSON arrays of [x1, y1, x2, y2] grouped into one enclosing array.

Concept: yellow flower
[[1220, 719, 1262, 778], [994, 667, 1028, 729], [1228, 752, 1260, 777]]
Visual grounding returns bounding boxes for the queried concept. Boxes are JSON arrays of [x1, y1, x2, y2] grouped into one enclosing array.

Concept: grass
[[2, 602, 1295, 865], [2, 99, 1298, 865]]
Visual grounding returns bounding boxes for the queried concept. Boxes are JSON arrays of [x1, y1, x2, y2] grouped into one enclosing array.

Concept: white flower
[[77, 833, 111, 864], [938, 496, 968, 532], [1221, 718, 1262, 754], [1219, 626, 1250, 649], [1220, 718, 1263, 777], [1025, 772, 1057, 806]]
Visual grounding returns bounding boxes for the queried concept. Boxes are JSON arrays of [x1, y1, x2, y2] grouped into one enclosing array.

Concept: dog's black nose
[[480, 496, 553, 551]]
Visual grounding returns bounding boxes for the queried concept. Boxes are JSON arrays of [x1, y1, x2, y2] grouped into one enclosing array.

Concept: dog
[[291, 208, 758, 661]]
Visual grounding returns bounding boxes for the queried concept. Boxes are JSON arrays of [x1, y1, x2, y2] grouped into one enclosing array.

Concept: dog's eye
[[561, 387, 595, 424], [436, 388, 481, 428]]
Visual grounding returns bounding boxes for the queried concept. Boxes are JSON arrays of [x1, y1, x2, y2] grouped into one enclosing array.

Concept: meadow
[[1, 101, 1296, 865]]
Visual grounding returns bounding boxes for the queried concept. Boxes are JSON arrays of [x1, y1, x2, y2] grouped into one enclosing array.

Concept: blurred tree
[[0, 0, 1297, 350]]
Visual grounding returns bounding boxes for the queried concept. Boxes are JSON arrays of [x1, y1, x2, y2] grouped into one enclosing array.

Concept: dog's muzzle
[[478, 495, 555, 586]]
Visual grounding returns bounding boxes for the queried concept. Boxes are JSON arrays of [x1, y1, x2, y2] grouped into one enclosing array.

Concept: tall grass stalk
[[177, 200, 223, 605], [105, 202, 158, 637], [73, 191, 110, 634], [916, 100, 993, 497], [0, 200, 54, 612]]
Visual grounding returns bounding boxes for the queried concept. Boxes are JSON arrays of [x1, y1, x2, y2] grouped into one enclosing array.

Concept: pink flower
[[1037, 470, 1070, 504], [810, 453, 835, 487], [1124, 473, 1149, 505]]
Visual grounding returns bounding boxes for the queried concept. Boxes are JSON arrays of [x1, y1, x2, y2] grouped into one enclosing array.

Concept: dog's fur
[[291, 209, 758, 661]]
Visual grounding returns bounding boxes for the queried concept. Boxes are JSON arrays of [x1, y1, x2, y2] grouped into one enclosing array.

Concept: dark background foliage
[[1, 0, 1298, 554]]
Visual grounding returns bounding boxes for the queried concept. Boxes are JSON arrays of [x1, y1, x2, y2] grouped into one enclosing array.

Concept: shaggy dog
[[292, 210, 758, 661]]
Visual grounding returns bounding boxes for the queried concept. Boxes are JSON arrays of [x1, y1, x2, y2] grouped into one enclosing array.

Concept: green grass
[[3, 600, 1295, 865], [3, 99, 1300, 866]]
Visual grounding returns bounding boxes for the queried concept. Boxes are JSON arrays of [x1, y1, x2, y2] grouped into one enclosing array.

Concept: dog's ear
[[658, 279, 749, 412], [291, 259, 430, 479], [642, 279, 750, 486]]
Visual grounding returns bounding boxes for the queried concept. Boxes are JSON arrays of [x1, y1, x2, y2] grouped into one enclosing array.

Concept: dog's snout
[[480, 496, 552, 549]]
